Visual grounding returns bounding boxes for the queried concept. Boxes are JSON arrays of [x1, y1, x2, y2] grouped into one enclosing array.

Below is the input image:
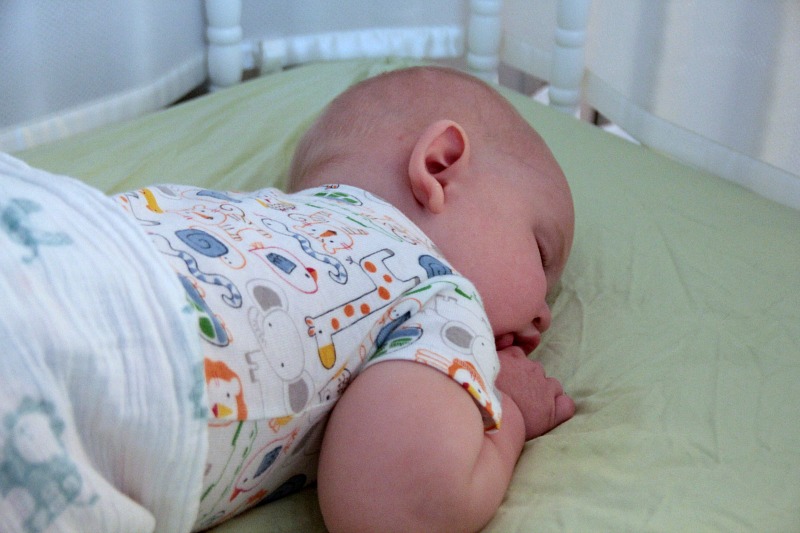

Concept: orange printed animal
[[204, 358, 248, 424], [415, 349, 498, 430]]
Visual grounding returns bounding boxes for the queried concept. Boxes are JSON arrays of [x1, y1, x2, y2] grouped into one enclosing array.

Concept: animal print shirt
[[116, 183, 503, 530]]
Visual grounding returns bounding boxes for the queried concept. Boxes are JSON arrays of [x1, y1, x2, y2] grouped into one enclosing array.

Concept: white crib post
[[466, 0, 503, 83], [548, 0, 590, 115], [205, 0, 243, 91]]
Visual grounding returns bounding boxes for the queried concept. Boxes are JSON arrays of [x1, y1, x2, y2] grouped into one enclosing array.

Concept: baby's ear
[[408, 120, 470, 214]]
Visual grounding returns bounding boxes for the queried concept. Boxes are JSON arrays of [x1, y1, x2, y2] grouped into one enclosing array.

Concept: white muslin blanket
[[0, 154, 208, 533]]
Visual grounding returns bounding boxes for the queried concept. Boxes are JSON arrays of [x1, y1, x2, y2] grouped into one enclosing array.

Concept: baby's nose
[[534, 304, 552, 333]]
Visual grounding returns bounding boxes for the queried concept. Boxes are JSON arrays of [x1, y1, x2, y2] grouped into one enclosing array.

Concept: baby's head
[[290, 66, 574, 352]]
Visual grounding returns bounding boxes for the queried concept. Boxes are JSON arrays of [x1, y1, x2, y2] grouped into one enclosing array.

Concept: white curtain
[[0, 0, 206, 152], [502, 0, 800, 210]]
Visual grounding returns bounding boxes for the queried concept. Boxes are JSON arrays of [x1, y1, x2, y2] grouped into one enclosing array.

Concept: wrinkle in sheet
[[538, 286, 586, 380]]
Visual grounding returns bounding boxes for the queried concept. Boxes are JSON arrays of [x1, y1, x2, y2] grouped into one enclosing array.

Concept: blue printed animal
[[1, 198, 72, 263], [0, 398, 97, 533], [150, 233, 243, 308]]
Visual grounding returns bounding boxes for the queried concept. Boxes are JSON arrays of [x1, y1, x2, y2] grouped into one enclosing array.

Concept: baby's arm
[[317, 356, 573, 533]]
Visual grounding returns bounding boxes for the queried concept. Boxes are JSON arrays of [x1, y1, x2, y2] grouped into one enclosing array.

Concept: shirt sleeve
[[360, 275, 503, 432]]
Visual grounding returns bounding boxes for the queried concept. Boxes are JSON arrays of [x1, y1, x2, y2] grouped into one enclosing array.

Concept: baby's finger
[[546, 376, 564, 397], [553, 394, 576, 427]]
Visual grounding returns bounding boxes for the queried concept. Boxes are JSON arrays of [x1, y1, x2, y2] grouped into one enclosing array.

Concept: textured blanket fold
[[0, 153, 208, 533]]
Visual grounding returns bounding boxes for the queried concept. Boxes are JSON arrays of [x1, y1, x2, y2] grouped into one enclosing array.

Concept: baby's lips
[[494, 333, 515, 351], [495, 332, 541, 354], [516, 334, 540, 354]]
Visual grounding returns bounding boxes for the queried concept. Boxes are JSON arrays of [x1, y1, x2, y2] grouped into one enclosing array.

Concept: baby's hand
[[495, 346, 575, 440]]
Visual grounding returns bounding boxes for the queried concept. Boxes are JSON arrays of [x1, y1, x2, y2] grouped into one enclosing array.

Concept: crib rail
[[205, 0, 589, 118]]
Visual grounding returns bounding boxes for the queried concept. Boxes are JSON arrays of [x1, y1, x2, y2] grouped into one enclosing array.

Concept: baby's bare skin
[[291, 66, 575, 532], [496, 345, 575, 440]]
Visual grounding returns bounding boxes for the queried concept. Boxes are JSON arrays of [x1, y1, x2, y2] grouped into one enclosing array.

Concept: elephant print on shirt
[[414, 294, 501, 431], [245, 280, 313, 415]]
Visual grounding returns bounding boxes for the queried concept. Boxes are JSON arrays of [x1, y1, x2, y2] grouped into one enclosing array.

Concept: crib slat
[[548, 0, 590, 114], [467, 0, 503, 83], [205, 0, 243, 90]]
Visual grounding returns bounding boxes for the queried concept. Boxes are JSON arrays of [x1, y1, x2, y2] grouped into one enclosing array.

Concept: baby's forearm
[[455, 392, 527, 528], [317, 361, 526, 533], [482, 392, 527, 487]]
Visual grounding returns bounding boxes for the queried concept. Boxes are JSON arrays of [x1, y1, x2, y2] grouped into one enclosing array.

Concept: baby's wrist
[[497, 392, 527, 445]]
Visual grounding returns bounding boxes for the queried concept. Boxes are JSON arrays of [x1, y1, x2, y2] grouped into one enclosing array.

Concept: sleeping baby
[[0, 66, 574, 533]]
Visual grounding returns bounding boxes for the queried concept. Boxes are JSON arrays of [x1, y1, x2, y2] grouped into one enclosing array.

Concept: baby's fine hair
[[289, 66, 541, 188]]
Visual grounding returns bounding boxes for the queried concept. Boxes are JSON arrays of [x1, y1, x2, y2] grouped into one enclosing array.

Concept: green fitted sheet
[[16, 58, 800, 532]]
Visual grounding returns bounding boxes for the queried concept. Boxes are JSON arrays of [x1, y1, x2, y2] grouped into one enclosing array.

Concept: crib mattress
[[16, 58, 800, 532]]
